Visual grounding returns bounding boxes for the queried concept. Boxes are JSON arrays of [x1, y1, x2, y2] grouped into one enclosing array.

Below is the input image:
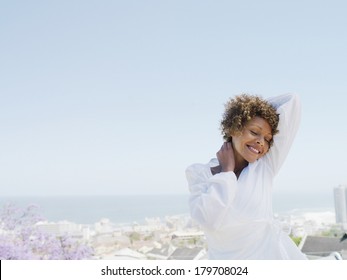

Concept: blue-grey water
[[0, 195, 190, 224], [0, 192, 335, 224]]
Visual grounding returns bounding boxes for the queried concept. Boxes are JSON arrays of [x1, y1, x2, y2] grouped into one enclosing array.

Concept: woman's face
[[231, 116, 273, 163]]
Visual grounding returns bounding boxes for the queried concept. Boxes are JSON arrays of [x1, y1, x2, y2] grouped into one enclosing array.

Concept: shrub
[[0, 203, 93, 260]]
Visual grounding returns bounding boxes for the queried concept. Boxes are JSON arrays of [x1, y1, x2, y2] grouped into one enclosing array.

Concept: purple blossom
[[0, 203, 93, 260]]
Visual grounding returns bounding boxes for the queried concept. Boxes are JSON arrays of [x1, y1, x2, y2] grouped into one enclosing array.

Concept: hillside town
[[34, 210, 347, 260]]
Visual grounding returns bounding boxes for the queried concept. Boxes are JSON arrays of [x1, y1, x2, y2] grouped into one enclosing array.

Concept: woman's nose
[[256, 137, 264, 146]]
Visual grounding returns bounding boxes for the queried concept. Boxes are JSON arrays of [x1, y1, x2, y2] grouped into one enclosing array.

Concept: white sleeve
[[263, 93, 301, 176], [185, 163, 238, 230]]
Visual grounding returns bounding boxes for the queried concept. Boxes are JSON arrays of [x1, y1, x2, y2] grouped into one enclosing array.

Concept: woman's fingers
[[216, 142, 235, 172]]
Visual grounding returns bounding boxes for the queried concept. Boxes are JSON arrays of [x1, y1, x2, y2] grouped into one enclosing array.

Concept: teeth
[[249, 146, 260, 154]]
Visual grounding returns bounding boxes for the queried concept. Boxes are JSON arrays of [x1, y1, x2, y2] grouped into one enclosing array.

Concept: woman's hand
[[216, 142, 236, 173]]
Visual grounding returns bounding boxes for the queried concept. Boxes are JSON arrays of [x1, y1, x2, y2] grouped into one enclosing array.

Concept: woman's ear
[[226, 135, 233, 143], [230, 130, 242, 138]]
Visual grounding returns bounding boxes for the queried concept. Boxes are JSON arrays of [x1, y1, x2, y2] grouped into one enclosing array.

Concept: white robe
[[186, 93, 307, 260]]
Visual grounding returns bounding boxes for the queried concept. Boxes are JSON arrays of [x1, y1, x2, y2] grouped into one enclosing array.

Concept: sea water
[[0, 192, 335, 224]]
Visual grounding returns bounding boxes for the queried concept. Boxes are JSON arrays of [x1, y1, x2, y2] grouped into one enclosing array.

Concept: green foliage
[[144, 233, 154, 241], [290, 235, 302, 246], [129, 232, 141, 242], [320, 227, 343, 238]]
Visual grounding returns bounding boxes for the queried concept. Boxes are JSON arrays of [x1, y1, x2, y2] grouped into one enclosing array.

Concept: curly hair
[[221, 94, 279, 145]]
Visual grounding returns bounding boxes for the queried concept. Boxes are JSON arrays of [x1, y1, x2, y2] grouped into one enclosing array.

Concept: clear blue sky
[[1, 0, 347, 196]]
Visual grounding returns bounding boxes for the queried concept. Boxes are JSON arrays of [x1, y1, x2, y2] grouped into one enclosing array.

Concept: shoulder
[[185, 159, 218, 181]]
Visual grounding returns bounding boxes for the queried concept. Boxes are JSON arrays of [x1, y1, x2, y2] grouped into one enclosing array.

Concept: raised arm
[[263, 93, 301, 175], [186, 161, 238, 230]]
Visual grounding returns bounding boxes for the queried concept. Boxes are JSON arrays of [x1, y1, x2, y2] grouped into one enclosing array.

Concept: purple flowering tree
[[0, 203, 93, 260]]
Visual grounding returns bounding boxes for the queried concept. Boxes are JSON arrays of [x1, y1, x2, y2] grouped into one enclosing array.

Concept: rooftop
[[301, 235, 347, 258]]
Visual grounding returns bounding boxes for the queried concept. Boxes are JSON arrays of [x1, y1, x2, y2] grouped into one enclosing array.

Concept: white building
[[35, 220, 83, 237], [333, 185, 347, 225]]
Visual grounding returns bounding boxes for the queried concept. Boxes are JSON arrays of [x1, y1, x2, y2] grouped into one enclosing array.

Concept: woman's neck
[[233, 149, 248, 178], [234, 162, 248, 178], [211, 160, 248, 178]]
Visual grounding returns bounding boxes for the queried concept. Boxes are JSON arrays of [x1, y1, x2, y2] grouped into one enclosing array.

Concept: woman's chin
[[245, 157, 258, 163]]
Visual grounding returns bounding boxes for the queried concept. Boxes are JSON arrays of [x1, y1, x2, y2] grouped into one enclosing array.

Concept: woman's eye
[[250, 130, 257, 135]]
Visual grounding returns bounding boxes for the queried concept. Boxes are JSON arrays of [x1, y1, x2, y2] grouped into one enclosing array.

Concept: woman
[[186, 93, 307, 259]]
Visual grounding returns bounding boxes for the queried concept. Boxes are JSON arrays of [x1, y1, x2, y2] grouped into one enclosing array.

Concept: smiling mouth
[[247, 145, 261, 154]]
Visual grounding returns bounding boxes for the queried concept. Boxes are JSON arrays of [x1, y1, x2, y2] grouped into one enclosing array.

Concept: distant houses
[[76, 214, 208, 260], [34, 210, 347, 260]]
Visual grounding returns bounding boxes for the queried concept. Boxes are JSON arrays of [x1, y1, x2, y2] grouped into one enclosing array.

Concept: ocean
[[0, 192, 335, 225]]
